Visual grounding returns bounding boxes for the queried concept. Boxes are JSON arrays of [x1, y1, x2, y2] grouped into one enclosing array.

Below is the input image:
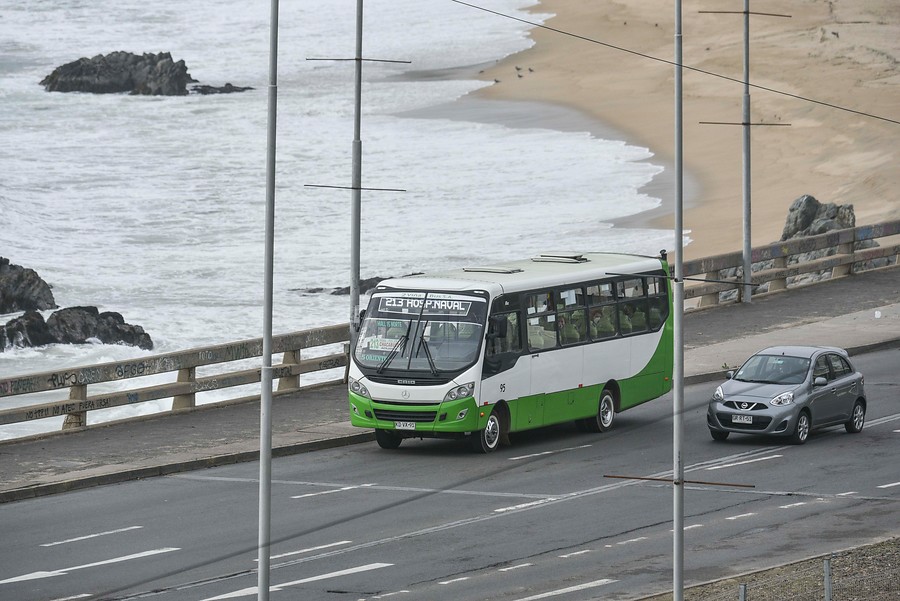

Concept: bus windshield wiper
[[377, 334, 408, 374], [416, 323, 440, 376]]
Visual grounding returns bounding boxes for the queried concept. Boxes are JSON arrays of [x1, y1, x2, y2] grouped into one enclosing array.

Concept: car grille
[[373, 409, 437, 423], [724, 401, 767, 411], [717, 413, 772, 430]]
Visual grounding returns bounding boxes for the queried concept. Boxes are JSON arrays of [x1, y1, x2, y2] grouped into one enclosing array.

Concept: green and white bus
[[348, 251, 673, 452]]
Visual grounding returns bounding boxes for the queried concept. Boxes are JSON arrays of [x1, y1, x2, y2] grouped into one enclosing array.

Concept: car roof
[[755, 345, 848, 359]]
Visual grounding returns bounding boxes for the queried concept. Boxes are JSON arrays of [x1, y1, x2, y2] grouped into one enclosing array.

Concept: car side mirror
[[725, 370, 734, 379], [814, 376, 828, 387]]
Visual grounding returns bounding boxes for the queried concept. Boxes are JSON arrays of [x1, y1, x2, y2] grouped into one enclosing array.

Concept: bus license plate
[[395, 421, 416, 430], [731, 414, 753, 424]]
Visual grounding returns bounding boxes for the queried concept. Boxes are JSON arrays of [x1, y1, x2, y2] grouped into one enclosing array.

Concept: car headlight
[[444, 382, 475, 402], [713, 386, 724, 402], [349, 377, 370, 399], [770, 391, 794, 406]]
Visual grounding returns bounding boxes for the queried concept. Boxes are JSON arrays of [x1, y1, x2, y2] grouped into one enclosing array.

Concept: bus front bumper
[[349, 392, 483, 436]]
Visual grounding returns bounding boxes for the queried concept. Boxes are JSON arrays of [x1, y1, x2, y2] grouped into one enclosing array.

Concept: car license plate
[[731, 414, 753, 424], [395, 421, 416, 430]]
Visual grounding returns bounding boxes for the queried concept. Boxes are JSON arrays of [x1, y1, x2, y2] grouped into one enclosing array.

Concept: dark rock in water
[[191, 83, 254, 95], [0, 257, 58, 313], [40, 51, 197, 95], [2, 306, 153, 352], [330, 276, 389, 296], [2, 311, 57, 349], [47, 306, 153, 349]]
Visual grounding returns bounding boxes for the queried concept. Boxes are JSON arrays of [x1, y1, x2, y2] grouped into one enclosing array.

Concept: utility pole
[[673, 1, 685, 599], [699, 2, 791, 303]]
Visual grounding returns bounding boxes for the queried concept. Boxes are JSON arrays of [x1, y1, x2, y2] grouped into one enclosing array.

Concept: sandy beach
[[472, 0, 899, 260]]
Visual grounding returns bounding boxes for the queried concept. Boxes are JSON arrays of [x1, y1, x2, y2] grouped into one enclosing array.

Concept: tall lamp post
[[257, 0, 280, 598]]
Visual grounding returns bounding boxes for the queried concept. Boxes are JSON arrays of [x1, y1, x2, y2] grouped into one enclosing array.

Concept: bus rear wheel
[[375, 428, 402, 450], [586, 389, 616, 433], [472, 412, 504, 453]]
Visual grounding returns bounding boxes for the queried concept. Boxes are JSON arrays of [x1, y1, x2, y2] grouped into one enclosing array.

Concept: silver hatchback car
[[707, 345, 866, 444]]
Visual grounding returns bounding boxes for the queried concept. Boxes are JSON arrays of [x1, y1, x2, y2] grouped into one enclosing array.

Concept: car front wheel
[[710, 429, 729, 441], [789, 411, 810, 445], [845, 400, 865, 434]]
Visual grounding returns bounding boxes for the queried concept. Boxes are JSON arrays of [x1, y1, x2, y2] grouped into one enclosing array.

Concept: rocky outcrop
[[718, 194, 894, 301], [2, 307, 153, 352], [41, 51, 196, 95], [1, 259, 153, 352], [296, 274, 424, 296], [190, 83, 254, 95], [0, 257, 58, 313], [781, 194, 857, 240]]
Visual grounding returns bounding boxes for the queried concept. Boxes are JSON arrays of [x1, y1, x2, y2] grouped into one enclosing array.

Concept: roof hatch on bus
[[531, 252, 589, 263], [463, 266, 524, 274]]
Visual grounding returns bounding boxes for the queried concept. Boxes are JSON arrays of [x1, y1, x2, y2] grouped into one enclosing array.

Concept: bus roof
[[373, 252, 667, 296]]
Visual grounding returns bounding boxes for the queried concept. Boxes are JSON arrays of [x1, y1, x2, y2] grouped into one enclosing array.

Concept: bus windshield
[[354, 291, 488, 374]]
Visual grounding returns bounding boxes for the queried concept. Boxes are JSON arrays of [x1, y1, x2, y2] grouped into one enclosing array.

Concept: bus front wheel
[[587, 389, 616, 433], [472, 412, 504, 453], [375, 428, 402, 450]]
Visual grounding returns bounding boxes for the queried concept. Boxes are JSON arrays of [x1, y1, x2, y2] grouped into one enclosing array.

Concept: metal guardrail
[[682, 220, 900, 306], [1, 221, 898, 433], [0, 324, 349, 431]]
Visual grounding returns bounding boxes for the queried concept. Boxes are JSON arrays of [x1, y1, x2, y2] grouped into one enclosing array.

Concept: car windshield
[[354, 291, 487, 374], [734, 354, 810, 385]]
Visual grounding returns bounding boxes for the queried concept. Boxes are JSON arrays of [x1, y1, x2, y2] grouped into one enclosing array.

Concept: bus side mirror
[[487, 315, 508, 339], [354, 309, 366, 332]]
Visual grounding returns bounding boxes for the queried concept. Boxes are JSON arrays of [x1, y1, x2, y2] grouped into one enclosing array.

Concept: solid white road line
[[511, 578, 618, 601], [0, 548, 180, 584], [705, 455, 783, 471], [263, 540, 352, 561], [41, 526, 143, 547], [200, 563, 393, 601], [291, 484, 374, 499], [494, 499, 558, 513], [509, 444, 592, 461]]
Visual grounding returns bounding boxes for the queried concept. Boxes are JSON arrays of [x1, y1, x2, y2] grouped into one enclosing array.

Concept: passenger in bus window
[[590, 306, 616, 338], [619, 305, 633, 334]]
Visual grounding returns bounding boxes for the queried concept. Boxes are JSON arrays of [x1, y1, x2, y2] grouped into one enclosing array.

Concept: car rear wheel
[[710, 429, 729, 441], [845, 400, 865, 434], [789, 411, 810, 445], [375, 428, 402, 449]]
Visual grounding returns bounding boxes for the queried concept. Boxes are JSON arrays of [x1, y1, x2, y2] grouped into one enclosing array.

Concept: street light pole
[[349, 0, 364, 348], [257, 0, 280, 598], [673, 1, 685, 600]]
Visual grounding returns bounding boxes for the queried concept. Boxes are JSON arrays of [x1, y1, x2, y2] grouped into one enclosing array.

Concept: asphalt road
[[1, 348, 897, 601]]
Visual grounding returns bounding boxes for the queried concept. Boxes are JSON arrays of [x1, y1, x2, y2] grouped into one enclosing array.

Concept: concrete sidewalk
[[1, 267, 898, 504]]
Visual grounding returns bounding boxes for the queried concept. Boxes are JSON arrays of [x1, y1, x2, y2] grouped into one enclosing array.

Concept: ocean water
[[0, 0, 677, 438]]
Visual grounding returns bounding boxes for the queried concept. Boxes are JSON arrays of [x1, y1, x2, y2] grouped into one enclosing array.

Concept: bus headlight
[[349, 377, 371, 399], [444, 382, 475, 402]]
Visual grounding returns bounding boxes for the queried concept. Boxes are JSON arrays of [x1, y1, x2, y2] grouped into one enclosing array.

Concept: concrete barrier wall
[[1, 221, 898, 433]]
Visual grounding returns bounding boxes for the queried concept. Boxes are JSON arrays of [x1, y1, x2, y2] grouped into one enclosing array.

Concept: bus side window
[[487, 312, 521, 356]]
